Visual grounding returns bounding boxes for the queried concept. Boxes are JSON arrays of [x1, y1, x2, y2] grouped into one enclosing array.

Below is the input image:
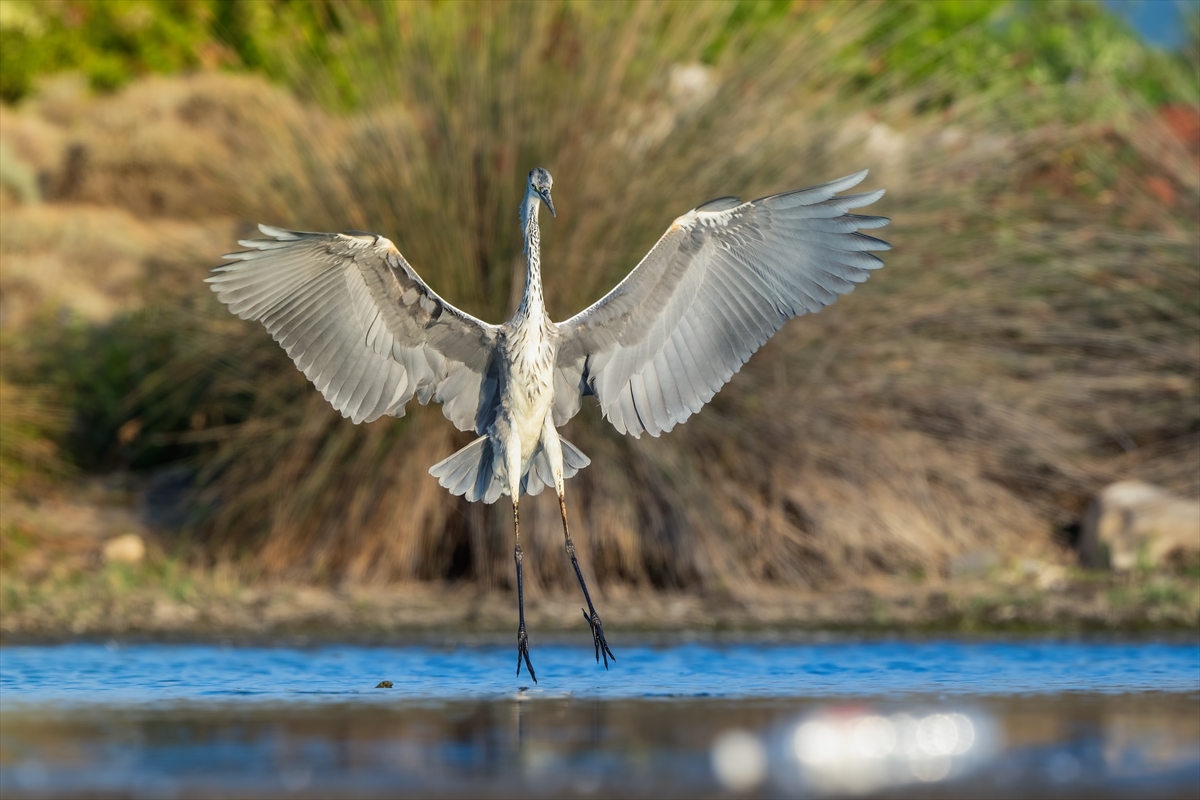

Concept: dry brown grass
[[1, 3, 1196, 599], [0, 381, 73, 487]]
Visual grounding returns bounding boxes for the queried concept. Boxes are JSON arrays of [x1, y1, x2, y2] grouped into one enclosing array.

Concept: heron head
[[528, 167, 556, 218]]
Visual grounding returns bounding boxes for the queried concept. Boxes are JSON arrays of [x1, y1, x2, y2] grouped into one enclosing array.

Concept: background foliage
[[2, 1, 1196, 107], [1, 0, 1196, 595]]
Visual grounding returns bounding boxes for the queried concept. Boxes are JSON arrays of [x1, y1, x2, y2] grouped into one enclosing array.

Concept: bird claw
[[582, 608, 615, 669], [517, 624, 537, 683]]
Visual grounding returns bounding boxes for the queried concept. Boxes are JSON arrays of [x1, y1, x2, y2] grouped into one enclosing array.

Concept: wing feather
[[556, 171, 889, 437], [675, 315, 719, 400], [208, 226, 499, 429], [655, 337, 689, 423]]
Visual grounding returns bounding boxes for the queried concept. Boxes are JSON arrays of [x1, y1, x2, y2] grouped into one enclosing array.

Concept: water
[[2, 638, 1198, 798], [4, 639, 1199, 703]]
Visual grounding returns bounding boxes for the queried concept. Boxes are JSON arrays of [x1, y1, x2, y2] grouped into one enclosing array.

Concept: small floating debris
[[375, 681, 393, 689]]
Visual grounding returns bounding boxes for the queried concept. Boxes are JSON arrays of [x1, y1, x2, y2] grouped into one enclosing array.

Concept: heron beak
[[540, 190, 556, 218]]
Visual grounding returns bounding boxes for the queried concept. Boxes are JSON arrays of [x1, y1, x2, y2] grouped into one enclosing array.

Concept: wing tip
[[856, 187, 886, 204], [258, 223, 295, 240], [843, 168, 869, 186]]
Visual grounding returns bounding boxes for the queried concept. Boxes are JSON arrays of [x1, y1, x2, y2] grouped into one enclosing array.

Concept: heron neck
[[518, 194, 545, 321]]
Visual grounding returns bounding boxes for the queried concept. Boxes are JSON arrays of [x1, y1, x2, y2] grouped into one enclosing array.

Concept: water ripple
[[1, 639, 1197, 706]]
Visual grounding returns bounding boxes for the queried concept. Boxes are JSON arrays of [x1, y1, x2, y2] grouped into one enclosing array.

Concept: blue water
[[2, 639, 1198, 704], [3, 639, 1198, 798]]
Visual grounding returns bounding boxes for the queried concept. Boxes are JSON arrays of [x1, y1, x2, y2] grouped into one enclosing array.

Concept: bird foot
[[582, 608, 616, 669], [516, 623, 537, 683]]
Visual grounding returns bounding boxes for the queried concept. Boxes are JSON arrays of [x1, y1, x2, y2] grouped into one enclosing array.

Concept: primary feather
[[554, 170, 889, 437]]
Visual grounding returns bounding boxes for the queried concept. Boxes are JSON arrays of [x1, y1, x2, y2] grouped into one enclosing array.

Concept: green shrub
[[1, 1, 1194, 108]]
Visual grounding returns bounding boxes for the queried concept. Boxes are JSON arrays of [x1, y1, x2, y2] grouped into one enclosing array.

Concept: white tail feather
[[429, 435, 591, 503]]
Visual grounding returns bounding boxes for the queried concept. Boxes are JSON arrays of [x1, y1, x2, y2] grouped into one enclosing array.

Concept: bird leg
[[558, 494, 615, 669], [513, 500, 536, 683]]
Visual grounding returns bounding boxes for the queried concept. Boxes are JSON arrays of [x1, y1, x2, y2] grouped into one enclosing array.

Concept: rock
[[102, 533, 145, 565], [668, 64, 715, 112], [1080, 481, 1200, 571]]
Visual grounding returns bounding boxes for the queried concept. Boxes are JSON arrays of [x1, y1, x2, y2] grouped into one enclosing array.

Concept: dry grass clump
[[1, 3, 1196, 597], [0, 381, 73, 487], [2, 72, 327, 219], [0, 203, 237, 329]]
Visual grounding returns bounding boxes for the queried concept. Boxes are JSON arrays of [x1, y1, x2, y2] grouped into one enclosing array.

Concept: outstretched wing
[[554, 171, 889, 436], [207, 225, 500, 430]]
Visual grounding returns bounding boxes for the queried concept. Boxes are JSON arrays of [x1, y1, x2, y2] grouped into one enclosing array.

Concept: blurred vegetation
[[0, 380, 73, 485], [1, 514, 1196, 636], [0, 1, 1196, 596], [840, 0, 1198, 108], [1, 0, 214, 101], [4, 311, 235, 473], [1, 1, 1196, 107]]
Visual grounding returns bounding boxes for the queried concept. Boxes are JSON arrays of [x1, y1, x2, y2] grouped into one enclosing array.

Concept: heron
[[207, 167, 889, 682]]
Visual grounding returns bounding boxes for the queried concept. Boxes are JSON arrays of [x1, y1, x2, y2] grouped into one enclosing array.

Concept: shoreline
[[4, 574, 1196, 645]]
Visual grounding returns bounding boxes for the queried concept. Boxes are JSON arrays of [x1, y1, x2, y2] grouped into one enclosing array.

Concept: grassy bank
[[2, 506, 1197, 641], [3, 553, 1198, 644], [1, 2, 1197, 620]]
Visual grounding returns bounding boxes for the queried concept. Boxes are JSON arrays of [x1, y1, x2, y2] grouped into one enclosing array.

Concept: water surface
[[3, 638, 1197, 703], [2, 639, 1198, 798]]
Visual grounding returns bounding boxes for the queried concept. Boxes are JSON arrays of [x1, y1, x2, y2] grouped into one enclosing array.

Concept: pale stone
[[102, 533, 145, 565], [668, 64, 715, 111], [1080, 481, 1200, 571]]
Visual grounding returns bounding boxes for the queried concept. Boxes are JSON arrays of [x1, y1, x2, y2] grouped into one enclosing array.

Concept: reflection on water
[[1, 640, 1198, 798], [3, 694, 1198, 799]]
